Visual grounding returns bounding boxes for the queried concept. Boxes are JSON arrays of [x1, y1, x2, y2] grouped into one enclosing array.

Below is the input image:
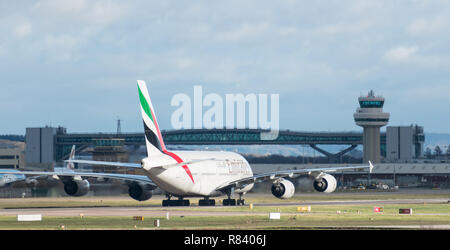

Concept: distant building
[[252, 163, 450, 189], [25, 126, 66, 170], [386, 125, 425, 162], [92, 138, 130, 173], [0, 147, 23, 169]]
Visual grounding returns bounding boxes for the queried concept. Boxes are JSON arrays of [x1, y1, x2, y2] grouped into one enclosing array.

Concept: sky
[[1, 0, 450, 135]]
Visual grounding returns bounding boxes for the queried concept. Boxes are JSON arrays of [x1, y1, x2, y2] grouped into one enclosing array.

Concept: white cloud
[[175, 58, 195, 70], [314, 20, 373, 36], [36, 0, 87, 13], [383, 45, 449, 67], [84, 1, 127, 25], [407, 16, 450, 36], [215, 22, 271, 42], [403, 84, 450, 101], [277, 26, 297, 36], [40, 34, 82, 61], [384, 46, 418, 63], [32, 0, 128, 27], [1, 1, 450, 133], [13, 22, 32, 38]]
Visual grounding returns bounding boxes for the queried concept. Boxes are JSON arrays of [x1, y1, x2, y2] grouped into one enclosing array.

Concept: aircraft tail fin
[[67, 145, 76, 169], [137, 80, 167, 157], [368, 160, 374, 173]]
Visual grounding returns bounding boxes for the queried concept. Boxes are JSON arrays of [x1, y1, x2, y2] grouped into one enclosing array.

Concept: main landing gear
[[161, 192, 246, 207], [162, 194, 190, 207], [222, 192, 245, 206], [198, 197, 215, 206]]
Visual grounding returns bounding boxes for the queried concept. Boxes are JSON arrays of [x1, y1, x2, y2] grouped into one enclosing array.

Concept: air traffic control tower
[[354, 90, 390, 164]]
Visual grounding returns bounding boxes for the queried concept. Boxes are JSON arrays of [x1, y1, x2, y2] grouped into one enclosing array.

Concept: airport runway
[[1, 197, 448, 217]]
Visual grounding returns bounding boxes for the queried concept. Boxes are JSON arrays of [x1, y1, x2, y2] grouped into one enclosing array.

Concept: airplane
[[0, 145, 79, 188], [0, 80, 373, 206], [0, 169, 26, 187]]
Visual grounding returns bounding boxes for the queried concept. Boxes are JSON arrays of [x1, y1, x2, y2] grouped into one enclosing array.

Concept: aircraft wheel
[[199, 199, 215, 206], [237, 199, 245, 206], [223, 199, 236, 206]]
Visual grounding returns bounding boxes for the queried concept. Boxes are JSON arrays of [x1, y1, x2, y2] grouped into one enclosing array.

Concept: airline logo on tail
[[137, 80, 194, 183]]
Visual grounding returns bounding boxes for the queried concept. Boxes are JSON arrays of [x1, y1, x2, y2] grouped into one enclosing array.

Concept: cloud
[[407, 16, 450, 36], [313, 20, 374, 36], [383, 45, 450, 68], [32, 0, 127, 25], [13, 22, 32, 38], [175, 58, 195, 70], [1, 1, 450, 133], [215, 22, 271, 42], [383, 46, 419, 63], [36, 0, 87, 13], [0, 0, 131, 63]]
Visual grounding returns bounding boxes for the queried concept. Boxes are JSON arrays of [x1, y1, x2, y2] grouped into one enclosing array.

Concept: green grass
[[1, 211, 449, 230], [0, 191, 448, 209], [0, 203, 449, 230], [0, 193, 449, 229]]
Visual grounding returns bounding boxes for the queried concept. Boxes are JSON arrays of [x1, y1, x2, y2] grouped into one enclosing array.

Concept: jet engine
[[313, 174, 337, 193], [271, 179, 295, 199], [128, 182, 154, 201], [25, 178, 39, 188], [63, 179, 90, 197]]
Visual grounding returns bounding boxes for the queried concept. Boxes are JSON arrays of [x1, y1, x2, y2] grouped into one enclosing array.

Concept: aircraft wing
[[216, 162, 373, 191], [0, 170, 156, 186], [65, 160, 142, 168]]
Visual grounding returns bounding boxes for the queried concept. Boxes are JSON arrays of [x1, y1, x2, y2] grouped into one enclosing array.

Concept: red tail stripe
[[163, 150, 194, 184], [149, 105, 167, 152]]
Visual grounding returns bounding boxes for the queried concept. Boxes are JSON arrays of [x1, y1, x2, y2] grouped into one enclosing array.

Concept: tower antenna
[[116, 117, 122, 134]]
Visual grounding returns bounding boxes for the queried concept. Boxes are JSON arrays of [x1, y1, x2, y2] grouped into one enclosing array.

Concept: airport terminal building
[[0, 89, 444, 196], [251, 163, 450, 189], [17, 124, 449, 190]]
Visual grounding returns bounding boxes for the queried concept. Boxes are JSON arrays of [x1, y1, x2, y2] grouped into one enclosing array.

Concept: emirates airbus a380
[[0, 81, 372, 206]]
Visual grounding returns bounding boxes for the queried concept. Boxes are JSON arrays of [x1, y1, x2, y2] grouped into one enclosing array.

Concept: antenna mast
[[116, 118, 122, 134]]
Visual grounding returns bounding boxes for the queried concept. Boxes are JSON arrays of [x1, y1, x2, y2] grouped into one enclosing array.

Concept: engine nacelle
[[25, 178, 39, 188], [313, 174, 337, 193], [64, 179, 90, 197], [271, 179, 295, 199], [128, 183, 154, 201]]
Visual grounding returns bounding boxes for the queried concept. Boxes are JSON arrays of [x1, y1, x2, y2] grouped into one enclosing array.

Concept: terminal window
[[0, 156, 16, 160], [0, 165, 16, 169]]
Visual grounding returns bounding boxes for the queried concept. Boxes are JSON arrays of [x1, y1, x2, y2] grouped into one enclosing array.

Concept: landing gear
[[223, 198, 236, 206], [222, 192, 245, 206], [199, 198, 215, 206], [162, 194, 190, 207], [162, 199, 190, 206], [237, 193, 245, 206]]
